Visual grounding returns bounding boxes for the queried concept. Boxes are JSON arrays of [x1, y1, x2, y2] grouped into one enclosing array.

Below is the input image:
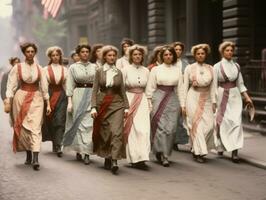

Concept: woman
[[5, 42, 50, 170], [122, 44, 150, 169], [181, 44, 216, 163], [90, 44, 104, 68], [146, 46, 183, 167], [147, 45, 163, 71], [172, 42, 189, 150], [116, 38, 134, 70], [91, 45, 129, 174], [62, 44, 96, 165], [42, 46, 68, 157], [213, 41, 253, 163]]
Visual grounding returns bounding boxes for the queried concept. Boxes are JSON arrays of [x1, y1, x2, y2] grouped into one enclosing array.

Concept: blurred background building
[[9, 0, 266, 133]]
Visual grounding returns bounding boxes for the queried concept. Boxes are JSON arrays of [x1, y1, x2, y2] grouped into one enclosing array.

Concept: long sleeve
[[177, 72, 184, 106], [145, 67, 157, 99], [210, 67, 216, 104], [119, 71, 129, 109], [66, 67, 76, 97], [236, 71, 247, 93], [181, 65, 190, 107], [6, 65, 19, 98], [91, 69, 100, 108], [1, 72, 9, 100], [40, 68, 49, 100]]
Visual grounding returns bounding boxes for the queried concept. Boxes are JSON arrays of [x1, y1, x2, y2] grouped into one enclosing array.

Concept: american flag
[[41, 0, 63, 19]]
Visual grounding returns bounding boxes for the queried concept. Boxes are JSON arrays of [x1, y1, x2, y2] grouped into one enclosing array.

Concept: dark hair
[[121, 38, 134, 56], [47, 48, 63, 65], [90, 43, 104, 63], [160, 46, 177, 64], [148, 45, 163, 65], [172, 41, 185, 52], [62, 57, 69, 66], [9, 57, 20, 66], [20, 42, 38, 55], [75, 44, 91, 54]]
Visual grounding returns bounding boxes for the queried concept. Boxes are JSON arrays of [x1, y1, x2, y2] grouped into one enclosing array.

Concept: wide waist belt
[[49, 84, 63, 91], [20, 83, 38, 92], [127, 87, 144, 94], [76, 83, 93, 88], [157, 85, 174, 92], [219, 81, 236, 89], [193, 85, 210, 92]]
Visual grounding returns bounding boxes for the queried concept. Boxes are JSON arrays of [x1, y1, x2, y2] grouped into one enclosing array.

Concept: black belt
[[76, 83, 93, 88]]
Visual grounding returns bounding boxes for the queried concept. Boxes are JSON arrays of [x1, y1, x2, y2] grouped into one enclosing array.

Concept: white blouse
[[116, 56, 130, 70], [145, 63, 183, 104], [103, 63, 118, 87], [43, 64, 68, 88], [6, 62, 49, 100]]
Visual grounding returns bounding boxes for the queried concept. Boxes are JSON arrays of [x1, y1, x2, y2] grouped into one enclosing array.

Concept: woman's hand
[[181, 107, 186, 118], [46, 104, 51, 116], [67, 102, 73, 113], [91, 108, 98, 119], [148, 99, 153, 112], [212, 103, 217, 113], [3, 98, 11, 113], [124, 109, 129, 118]]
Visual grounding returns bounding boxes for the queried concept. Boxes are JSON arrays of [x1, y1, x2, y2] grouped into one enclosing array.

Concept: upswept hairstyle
[[191, 43, 211, 56], [90, 43, 104, 63], [75, 44, 91, 54], [9, 57, 20, 66], [20, 42, 38, 55], [120, 38, 135, 56], [171, 41, 185, 52], [148, 45, 163, 65], [128, 44, 147, 65], [160, 45, 178, 64], [101, 45, 119, 65], [46, 46, 64, 65], [219, 41, 235, 55]]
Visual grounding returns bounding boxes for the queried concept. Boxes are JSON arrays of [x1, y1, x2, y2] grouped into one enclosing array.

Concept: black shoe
[[111, 160, 119, 174], [155, 152, 162, 163], [84, 154, 90, 165], [231, 150, 240, 163], [104, 158, 111, 170], [57, 151, 63, 158], [196, 156, 206, 164], [76, 153, 82, 161], [173, 144, 179, 151], [24, 151, 32, 165], [133, 161, 149, 170], [162, 157, 170, 167], [192, 153, 197, 160], [218, 151, 224, 156], [32, 152, 40, 171]]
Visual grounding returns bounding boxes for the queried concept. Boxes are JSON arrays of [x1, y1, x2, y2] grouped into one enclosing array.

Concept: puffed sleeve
[[66, 65, 76, 97], [180, 65, 190, 107], [145, 67, 157, 99], [236, 70, 247, 93], [6, 65, 19, 98], [40, 67, 49, 100], [116, 58, 123, 70]]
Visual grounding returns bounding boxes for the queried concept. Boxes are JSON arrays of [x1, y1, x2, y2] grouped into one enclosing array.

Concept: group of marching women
[[2, 38, 254, 174]]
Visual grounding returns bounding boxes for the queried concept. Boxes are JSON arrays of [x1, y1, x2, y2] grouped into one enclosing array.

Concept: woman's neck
[[25, 59, 34, 65]]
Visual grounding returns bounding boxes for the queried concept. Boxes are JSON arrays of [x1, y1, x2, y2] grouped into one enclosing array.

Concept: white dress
[[213, 58, 247, 152], [122, 64, 150, 163], [116, 56, 130, 70]]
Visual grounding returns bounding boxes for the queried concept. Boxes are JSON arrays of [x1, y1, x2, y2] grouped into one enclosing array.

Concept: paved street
[[0, 103, 266, 200]]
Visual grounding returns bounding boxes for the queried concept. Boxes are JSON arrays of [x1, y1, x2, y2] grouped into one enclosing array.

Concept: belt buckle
[[84, 83, 87, 87]]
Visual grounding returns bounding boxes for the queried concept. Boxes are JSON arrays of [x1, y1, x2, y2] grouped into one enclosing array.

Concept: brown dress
[[91, 64, 129, 160]]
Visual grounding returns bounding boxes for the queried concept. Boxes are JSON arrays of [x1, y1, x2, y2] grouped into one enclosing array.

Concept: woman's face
[[96, 48, 102, 60], [72, 53, 80, 62], [174, 45, 183, 58], [123, 43, 130, 55], [50, 50, 60, 64], [13, 59, 20, 66], [223, 46, 234, 60], [25, 47, 36, 61], [104, 50, 117, 65], [79, 48, 90, 62], [195, 48, 206, 63], [132, 49, 143, 65], [163, 50, 173, 65]]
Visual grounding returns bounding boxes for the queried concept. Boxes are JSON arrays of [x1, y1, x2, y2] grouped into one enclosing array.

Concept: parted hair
[[160, 45, 177, 64], [172, 41, 185, 51], [9, 57, 20, 66], [219, 41, 235, 55], [148, 45, 164, 65], [191, 43, 211, 56], [75, 44, 91, 54], [128, 44, 147, 65], [90, 43, 104, 63], [121, 38, 135, 56], [101, 45, 119, 64], [46, 46, 64, 65], [20, 42, 38, 55]]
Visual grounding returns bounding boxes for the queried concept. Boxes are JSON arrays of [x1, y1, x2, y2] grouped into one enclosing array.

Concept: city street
[[0, 103, 265, 200]]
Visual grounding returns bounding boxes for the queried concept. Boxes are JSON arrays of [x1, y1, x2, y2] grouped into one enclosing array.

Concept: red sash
[[13, 63, 41, 152], [92, 95, 114, 151], [47, 65, 64, 120], [124, 92, 143, 143]]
